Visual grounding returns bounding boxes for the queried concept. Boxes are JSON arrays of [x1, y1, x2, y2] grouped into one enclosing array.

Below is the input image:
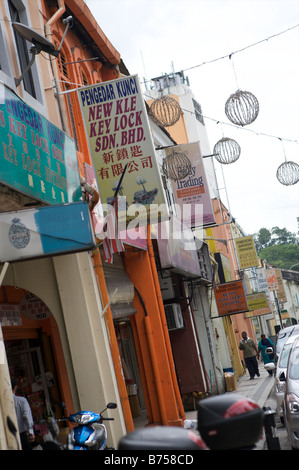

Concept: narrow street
[[228, 366, 292, 450], [186, 365, 292, 450]]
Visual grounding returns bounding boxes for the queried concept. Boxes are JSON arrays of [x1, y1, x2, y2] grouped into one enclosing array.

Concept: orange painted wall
[[211, 198, 256, 345]]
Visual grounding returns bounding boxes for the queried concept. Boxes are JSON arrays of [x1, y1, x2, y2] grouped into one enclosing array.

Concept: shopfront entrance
[[115, 319, 146, 422], [1, 285, 72, 443]]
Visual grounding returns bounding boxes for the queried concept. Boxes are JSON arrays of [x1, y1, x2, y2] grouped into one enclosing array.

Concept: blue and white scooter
[[63, 402, 117, 450]]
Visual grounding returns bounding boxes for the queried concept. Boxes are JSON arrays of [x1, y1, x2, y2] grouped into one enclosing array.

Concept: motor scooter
[[60, 402, 117, 450]]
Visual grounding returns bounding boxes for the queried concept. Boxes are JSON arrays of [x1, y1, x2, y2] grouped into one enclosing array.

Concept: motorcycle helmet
[[197, 394, 264, 450]]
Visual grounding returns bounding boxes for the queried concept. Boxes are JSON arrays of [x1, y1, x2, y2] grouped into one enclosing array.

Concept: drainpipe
[[45, 0, 66, 40], [44, 1, 66, 131], [147, 227, 185, 424]]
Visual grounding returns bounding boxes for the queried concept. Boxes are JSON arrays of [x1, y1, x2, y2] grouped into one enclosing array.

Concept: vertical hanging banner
[[265, 268, 278, 291], [78, 75, 168, 227], [274, 268, 287, 303], [167, 142, 215, 227], [234, 236, 259, 269]]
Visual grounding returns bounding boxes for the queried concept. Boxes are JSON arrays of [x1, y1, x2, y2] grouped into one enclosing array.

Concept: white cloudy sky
[[86, 0, 299, 236]]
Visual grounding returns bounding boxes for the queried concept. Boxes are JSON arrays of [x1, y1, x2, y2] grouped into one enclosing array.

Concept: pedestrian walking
[[239, 331, 260, 380], [11, 378, 35, 450], [258, 334, 275, 376]]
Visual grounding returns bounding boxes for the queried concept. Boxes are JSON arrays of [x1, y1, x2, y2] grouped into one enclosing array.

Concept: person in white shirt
[[11, 378, 35, 450]]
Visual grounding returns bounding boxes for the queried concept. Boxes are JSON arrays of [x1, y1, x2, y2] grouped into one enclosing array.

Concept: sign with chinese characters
[[234, 236, 259, 269], [0, 83, 81, 205], [19, 293, 52, 321], [214, 280, 248, 316], [168, 142, 215, 227], [0, 304, 22, 326], [84, 163, 147, 249], [78, 75, 168, 226], [0, 202, 95, 262]]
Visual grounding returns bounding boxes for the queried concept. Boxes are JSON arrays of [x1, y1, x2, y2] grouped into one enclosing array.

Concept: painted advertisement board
[[214, 280, 248, 316], [77, 75, 168, 227], [167, 142, 215, 227], [0, 83, 81, 204], [234, 236, 259, 269]]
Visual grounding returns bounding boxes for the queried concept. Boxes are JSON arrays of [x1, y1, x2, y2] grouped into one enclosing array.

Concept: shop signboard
[[0, 201, 95, 262], [214, 280, 248, 317], [77, 75, 168, 227], [245, 292, 272, 318], [265, 268, 278, 291], [256, 267, 269, 293], [84, 163, 147, 249], [234, 236, 259, 269], [0, 83, 81, 205], [167, 142, 215, 228], [275, 268, 287, 303], [19, 293, 52, 321], [0, 304, 22, 326]]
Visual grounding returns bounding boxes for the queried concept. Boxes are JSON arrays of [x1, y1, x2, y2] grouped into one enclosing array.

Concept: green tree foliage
[[252, 225, 299, 270], [258, 244, 299, 271]]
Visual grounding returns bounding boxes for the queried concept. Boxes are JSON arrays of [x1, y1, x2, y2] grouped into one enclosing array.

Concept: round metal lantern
[[225, 89, 259, 126], [213, 137, 241, 164], [162, 148, 192, 181], [276, 161, 299, 186], [149, 95, 182, 127]]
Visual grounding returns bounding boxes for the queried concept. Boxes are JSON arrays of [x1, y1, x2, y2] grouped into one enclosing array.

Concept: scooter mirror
[[265, 347, 273, 354], [107, 402, 117, 409]]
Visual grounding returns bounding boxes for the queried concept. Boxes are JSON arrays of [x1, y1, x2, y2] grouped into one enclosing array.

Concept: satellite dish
[[12, 20, 74, 87], [12, 22, 59, 57]]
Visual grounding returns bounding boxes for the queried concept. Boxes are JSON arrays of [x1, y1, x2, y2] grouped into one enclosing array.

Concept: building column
[[53, 252, 127, 448]]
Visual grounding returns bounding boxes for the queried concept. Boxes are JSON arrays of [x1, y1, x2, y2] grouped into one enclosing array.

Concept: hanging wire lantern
[[162, 148, 192, 180], [225, 89, 259, 126], [276, 161, 299, 186], [213, 137, 241, 164], [149, 95, 182, 127]]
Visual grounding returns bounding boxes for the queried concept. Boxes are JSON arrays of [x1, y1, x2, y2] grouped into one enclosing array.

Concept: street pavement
[[226, 364, 291, 450], [186, 363, 292, 450]]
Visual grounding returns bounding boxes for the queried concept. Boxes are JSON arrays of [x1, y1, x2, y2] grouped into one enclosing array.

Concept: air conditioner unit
[[164, 303, 184, 331]]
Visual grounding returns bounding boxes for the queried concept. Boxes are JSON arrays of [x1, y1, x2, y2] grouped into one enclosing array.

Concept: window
[[8, 0, 36, 98]]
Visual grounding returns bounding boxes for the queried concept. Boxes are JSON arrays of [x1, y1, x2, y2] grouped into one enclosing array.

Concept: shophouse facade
[[0, 0, 205, 450]]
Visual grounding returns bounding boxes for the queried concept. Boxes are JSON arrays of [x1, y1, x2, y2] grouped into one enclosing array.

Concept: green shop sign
[[0, 83, 81, 205]]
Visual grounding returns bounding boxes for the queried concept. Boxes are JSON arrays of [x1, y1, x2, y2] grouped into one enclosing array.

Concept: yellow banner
[[245, 293, 272, 318], [235, 236, 259, 269]]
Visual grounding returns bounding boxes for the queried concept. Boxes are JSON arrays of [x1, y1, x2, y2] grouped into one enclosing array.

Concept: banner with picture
[[166, 141, 215, 228], [78, 75, 168, 228]]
